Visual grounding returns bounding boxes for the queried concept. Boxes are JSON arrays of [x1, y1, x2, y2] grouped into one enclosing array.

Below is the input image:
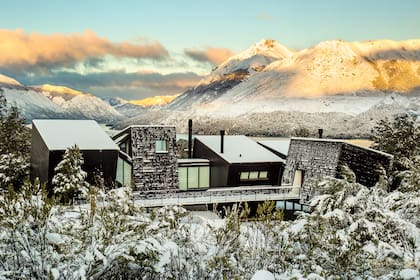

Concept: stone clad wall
[[130, 126, 178, 193], [281, 139, 342, 203], [338, 143, 393, 188]]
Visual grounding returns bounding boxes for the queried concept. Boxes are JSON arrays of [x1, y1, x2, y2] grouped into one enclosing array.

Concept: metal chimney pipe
[[318, 128, 323, 139], [188, 119, 193, 158], [220, 130, 225, 153]]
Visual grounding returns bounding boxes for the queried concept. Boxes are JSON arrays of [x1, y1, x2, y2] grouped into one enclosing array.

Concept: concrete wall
[[130, 126, 178, 193], [281, 139, 342, 203]]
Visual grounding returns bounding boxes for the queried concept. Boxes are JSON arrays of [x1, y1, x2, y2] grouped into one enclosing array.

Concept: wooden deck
[[133, 185, 300, 207]]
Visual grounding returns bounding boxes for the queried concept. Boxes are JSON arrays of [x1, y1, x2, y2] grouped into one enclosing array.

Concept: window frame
[[178, 165, 210, 190], [155, 139, 168, 153], [239, 170, 270, 181]]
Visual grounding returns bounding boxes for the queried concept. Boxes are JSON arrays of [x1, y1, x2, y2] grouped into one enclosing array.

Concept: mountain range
[[123, 39, 420, 136], [0, 74, 124, 122], [1, 38, 420, 136], [168, 39, 420, 113]]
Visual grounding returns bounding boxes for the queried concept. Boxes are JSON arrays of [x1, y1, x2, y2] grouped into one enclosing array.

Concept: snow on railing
[[132, 185, 300, 207]]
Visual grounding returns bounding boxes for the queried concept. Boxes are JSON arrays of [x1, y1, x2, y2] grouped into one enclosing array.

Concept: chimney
[[220, 130, 225, 153], [318, 128, 323, 139], [188, 119, 193, 158]]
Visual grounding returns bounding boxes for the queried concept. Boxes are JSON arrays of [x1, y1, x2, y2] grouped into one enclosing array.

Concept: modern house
[[31, 119, 119, 188], [280, 137, 393, 203], [112, 125, 178, 194], [193, 133, 285, 188]]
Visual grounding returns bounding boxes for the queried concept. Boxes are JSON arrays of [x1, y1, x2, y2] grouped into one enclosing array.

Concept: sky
[[1, 0, 420, 100]]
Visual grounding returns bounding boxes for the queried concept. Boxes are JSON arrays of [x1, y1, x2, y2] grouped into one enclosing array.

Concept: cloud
[[0, 29, 169, 70], [18, 70, 202, 99], [256, 13, 275, 21], [184, 47, 235, 65]]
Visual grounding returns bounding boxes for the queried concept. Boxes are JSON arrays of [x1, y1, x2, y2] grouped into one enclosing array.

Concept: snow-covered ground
[[0, 179, 418, 279]]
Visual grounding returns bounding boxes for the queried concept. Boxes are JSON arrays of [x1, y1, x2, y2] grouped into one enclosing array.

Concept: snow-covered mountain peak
[[233, 39, 294, 61], [130, 94, 180, 108], [34, 84, 90, 96], [198, 40, 294, 86], [0, 73, 23, 86]]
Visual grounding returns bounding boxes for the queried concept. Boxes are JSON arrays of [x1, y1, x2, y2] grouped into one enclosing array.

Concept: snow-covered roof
[[258, 140, 291, 156], [33, 119, 119, 151], [195, 135, 284, 164]]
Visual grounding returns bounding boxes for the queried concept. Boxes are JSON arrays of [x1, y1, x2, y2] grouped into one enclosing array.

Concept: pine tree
[[52, 145, 89, 203], [371, 114, 419, 168], [371, 114, 419, 191], [0, 90, 31, 190]]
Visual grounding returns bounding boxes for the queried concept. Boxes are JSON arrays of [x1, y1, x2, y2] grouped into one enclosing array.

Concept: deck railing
[[133, 185, 300, 207]]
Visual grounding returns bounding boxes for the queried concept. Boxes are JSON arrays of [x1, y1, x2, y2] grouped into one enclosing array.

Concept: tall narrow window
[[199, 166, 210, 188], [178, 167, 188, 190], [116, 157, 132, 187], [155, 140, 168, 153], [293, 170, 305, 187]]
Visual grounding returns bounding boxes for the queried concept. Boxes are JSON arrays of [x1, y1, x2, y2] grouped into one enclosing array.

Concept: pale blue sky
[[3, 0, 420, 50], [1, 0, 420, 99]]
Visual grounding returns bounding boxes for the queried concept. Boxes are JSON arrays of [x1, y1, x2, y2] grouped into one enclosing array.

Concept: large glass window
[[178, 166, 209, 190], [155, 140, 168, 153]]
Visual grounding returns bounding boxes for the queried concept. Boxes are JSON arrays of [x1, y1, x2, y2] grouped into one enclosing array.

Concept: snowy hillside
[[0, 75, 122, 122]]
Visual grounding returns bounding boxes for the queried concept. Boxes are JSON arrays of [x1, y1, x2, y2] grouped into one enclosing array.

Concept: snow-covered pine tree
[[371, 114, 419, 168], [0, 90, 31, 190], [52, 145, 89, 204], [371, 113, 419, 191]]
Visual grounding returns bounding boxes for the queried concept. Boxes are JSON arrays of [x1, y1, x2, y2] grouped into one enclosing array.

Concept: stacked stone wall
[[281, 139, 342, 203], [339, 143, 393, 187], [131, 126, 178, 193]]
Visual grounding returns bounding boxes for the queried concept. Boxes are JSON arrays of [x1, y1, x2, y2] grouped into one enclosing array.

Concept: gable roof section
[[32, 119, 119, 151], [195, 135, 284, 164], [258, 140, 291, 158]]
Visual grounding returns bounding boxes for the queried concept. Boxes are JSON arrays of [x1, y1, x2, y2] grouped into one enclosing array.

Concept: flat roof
[[258, 140, 291, 156], [195, 135, 284, 164], [33, 119, 119, 151]]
